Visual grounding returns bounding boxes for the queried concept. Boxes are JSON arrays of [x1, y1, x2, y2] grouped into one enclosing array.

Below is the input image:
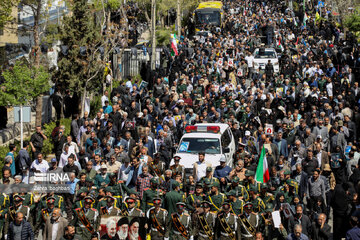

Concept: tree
[[344, 8, 360, 33], [56, 0, 124, 116], [0, 60, 50, 107], [0, 0, 18, 31]]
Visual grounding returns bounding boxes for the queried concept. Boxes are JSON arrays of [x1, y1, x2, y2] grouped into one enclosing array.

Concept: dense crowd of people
[[2, 0, 360, 239]]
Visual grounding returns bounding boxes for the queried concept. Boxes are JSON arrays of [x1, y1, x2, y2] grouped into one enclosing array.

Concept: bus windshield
[[178, 138, 221, 154], [195, 10, 221, 26]]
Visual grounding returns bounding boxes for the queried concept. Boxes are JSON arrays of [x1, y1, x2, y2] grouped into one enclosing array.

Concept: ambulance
[[171, 123, 236, 175]]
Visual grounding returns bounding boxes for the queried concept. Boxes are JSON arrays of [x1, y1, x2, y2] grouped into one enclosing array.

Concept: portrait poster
[[99, 216, 148, 240]]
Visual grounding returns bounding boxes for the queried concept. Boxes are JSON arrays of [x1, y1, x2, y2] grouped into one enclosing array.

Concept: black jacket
[[311, 222, 332, 240]]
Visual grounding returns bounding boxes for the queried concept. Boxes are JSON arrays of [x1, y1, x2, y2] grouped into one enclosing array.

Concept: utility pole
[[151, 0, 156, 70], [177, 0, 181, 38]]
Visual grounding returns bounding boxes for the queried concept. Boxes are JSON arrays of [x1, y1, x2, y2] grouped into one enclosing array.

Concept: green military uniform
[[252, 196, 266, 213], [170, 163, 185, 178], [193, 201, 216, 240], [148, 158, 166, 177], [99, 196, 120, 216], [206, 182, 226, 213], [186, 193, 205, 212], [18, 193, 35, 210], [72, 197, 100, 240], [238, 202, 261, 240], [79, 169, 97, 180], [142, 178, 163, 213], [39, 194, 64, 211], [4, 195, 32, 236], [142, 189, 164, 213], [200, 176, 219, 186], [215, 209, 240, 240], [0, 193, 9, 238], [146, 198, 168, 240], [121, 199, 144, 217], [164, 181, 184, 216], [34, 197, 57, 234], [226, 180, 250, 201], [165, 203, 193, 240]]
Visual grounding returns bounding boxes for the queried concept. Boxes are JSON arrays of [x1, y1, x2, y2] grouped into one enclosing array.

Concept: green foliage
[[0, 60, 50, 106], [156, 27, 174, 46], [0, 0, 18, 30], [90, 94, 102, 119], [57, 0, 103, 93], [344, 9, 360, 32], [42, 23, 60, 45], [107, 0, 121, 10]]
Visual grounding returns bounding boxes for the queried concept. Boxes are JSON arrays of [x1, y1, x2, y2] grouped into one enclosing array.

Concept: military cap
[[176, 202, 186, 206], [206, 166, 213, 172], [244, 202, 253, 209], [13, 195, 24, 201], [284, 169, 292, 175], [125, 197, 136, 204], [261, 183, 268, 189], [196, 182, 204, 188], [47, 197, 56, 204], [150, 178, 160, 184], [232, 176, 240, 183], [84, 196, 95, 203], [153, 198, 162, 205], [212, 181, 220, 188]]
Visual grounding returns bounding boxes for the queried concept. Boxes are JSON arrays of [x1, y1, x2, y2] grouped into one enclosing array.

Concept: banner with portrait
[[100, 216, 147, 240]]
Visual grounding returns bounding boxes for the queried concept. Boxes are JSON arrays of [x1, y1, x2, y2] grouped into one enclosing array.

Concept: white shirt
[[118, 164, 131, 181], [101, 95, 109, 107], [245, 55, 254, 68], [316, 151, 322, 169], [195, 161, 208, 181], [52, 221, 59, 240], [30, 159, 50, 173]]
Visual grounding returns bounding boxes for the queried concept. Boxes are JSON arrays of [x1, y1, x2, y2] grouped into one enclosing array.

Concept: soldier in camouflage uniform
[[146, 198, 168, 240]]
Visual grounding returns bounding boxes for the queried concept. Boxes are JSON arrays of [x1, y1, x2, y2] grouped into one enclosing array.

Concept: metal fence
[[119, 48, 161, 79]]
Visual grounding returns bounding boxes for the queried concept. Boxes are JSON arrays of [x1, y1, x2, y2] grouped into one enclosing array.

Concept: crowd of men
[[2, 0, 360, 239]]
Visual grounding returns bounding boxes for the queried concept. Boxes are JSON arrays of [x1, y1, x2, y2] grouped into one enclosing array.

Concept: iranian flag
[[171, 34, 178, 56], [277, 38, 284, 51], [303, 13, 309, 27], [255, 147, 270, 183]]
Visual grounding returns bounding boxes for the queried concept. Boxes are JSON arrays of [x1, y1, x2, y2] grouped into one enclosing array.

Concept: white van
[[171, 123, 236, 174]]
